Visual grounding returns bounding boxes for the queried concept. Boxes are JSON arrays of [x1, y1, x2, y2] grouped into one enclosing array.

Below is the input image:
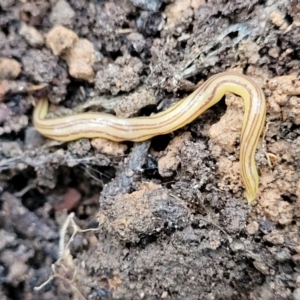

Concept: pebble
[[19, 23, 44, 47], [49, 0, 75, 26]]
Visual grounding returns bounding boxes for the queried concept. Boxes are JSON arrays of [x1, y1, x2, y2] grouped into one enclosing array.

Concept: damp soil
[[0, 0, 300, 299]]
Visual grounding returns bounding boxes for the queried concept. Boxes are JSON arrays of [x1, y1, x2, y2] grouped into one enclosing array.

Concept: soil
[[0, 0, 300, 299]]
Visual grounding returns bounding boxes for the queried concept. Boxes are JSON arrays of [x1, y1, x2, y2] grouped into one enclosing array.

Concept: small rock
[[0, 58, 21, 80], [263, 231, 284, 245], [275, 248, 291, 262], [49, 0, 75, 26], [46, 25, 78, 56], [127, 32, 146, 53], [19, 22, 44, 47], [130, 0, 162, 12], [294, 288, 300, 300], [268, 47, 280, 58], [46, 26, 93, 82], [0, 104, 10, 121], [253, 260, 269, 275], [125, 169, 134, 177], [64, 38, 95, 82], [7, 260, 28, 284], [165, 0, 192, 27], [24, 127, 45, 148], [91, 138, 127, 156], [269, 11, 288, 31], [230, 241, 245, 251], [293, 254, 300, 266], [246, 221, 259, 235]]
